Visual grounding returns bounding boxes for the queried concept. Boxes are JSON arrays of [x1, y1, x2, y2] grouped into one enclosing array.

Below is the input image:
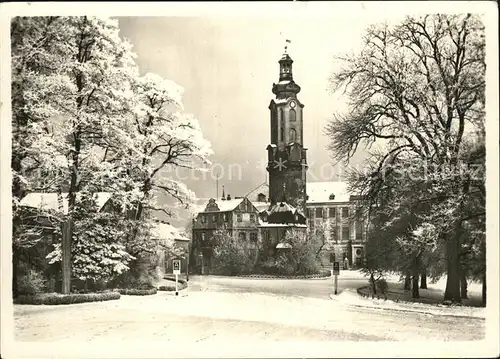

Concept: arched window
[[280, 127, 284, 142], [289, 128, 296, 142], [289, 109, 296, 122]]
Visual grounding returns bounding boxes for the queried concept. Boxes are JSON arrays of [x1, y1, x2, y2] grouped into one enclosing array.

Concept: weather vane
[[284, 39, 291, 53]]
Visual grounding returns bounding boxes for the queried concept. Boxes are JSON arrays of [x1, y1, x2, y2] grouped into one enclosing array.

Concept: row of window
[[199, 232, 258, 242], [307, 207, 349, 219], [200, 213, 256, 224], [311, 222, 364, 241], [239, 232, 258, 241]]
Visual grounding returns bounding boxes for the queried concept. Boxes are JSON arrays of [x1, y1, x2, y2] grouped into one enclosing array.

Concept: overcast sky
[[117, 15, 410, 203]]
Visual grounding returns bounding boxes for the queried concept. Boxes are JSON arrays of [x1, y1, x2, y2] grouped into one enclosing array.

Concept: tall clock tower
[[266, 50, 308, 213]]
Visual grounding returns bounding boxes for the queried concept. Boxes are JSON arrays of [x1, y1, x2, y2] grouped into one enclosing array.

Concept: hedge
[[158, 281, 188, 291], [115, 288, 157, 296], [239, 270, 332, 279], [14, 291, 120, 305]]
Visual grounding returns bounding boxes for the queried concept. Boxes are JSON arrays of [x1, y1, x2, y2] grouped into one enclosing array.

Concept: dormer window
[[329, 194, 335, 200]]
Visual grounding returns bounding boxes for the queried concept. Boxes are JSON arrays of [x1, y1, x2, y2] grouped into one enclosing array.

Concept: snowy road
[[184, 273, 367, 298], [14, 275, 485, 345]]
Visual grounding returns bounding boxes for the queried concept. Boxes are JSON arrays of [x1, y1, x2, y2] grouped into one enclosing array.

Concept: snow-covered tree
[[310, 220, 336, 262], [111, 72, 213, 283], [326, 14, 485, 303], [12, 16, 213, 293], [211, 229, 254, 275], [128, 73, 212, 220], [46, 191, 134, 287], [12, 16, 142, 293]]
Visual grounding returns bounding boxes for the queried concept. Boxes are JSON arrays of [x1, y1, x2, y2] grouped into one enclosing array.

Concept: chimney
[[227, 194, 231, 200]]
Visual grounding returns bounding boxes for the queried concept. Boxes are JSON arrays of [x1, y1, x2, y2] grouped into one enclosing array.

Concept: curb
[[333, 287, 486, 319], [235, 271, 333, 280], [343, 301, 485, 320]]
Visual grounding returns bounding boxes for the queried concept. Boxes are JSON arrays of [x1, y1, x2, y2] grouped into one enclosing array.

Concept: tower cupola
[[272, 50, 301, 99]]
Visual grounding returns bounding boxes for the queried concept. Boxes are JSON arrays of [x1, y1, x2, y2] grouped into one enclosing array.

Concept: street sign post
[[333, 261, 340, 275], [173, 259, 181, 296], [333, 261, 340, 295]]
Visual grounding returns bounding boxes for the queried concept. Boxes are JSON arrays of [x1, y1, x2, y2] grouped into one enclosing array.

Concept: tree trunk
[[12, 248, 19, 298], [412, 274, 420, 299], [460, 273, 468, 299], [482, 272, 486, 306], [347, 240, 353, 266], [444, 231, 462, 303], [420, 269, 427, 289], [370, 273, 377, 295], [404, 275, 411, 290], [61, 219, 73, 294]]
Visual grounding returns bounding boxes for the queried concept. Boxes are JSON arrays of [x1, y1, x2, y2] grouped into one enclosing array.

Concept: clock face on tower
[[290, 101, 296, 109]]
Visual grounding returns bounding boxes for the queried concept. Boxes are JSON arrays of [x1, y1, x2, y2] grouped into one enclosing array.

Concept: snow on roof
[[273, 98, 289, 105], [306, 182, 351, 204], [269, 201, 298, 214], [246, 182, 269, 201], [252, 201, 271, 213], [151, 222, 190, 242], [19, 192, 112, 214], [276, 243, 292, 249], [199, 198, 244, 213], [260, 223, 307, 228]]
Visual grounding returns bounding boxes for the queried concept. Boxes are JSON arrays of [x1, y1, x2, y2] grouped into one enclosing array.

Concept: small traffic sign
[[173, 259, 181, 275], [333, 261, 340, 276]]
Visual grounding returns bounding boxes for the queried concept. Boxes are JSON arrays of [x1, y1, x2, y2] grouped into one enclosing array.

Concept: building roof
[[151, 222, 190, 242], [252, 201, 271, 213], [19, 192, 112, 214], [267, 201, 306, 225], [260, 223, 308, 228], [245, 182, 269, 201], [198, 198, 245, 213], [306, 181, 351, 204]]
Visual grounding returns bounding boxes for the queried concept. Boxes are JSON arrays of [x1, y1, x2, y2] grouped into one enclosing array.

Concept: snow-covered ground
[[333, 289, 486, 318], [10, 274, 492, 358]]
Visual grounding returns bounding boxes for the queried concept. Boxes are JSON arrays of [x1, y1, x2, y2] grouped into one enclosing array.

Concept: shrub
[[158, 282, 187, 291], [18, 268, 47, 295], [211, 229, 256, 275], [14, 291, 120, 305], [115, 288, 157, 296]]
